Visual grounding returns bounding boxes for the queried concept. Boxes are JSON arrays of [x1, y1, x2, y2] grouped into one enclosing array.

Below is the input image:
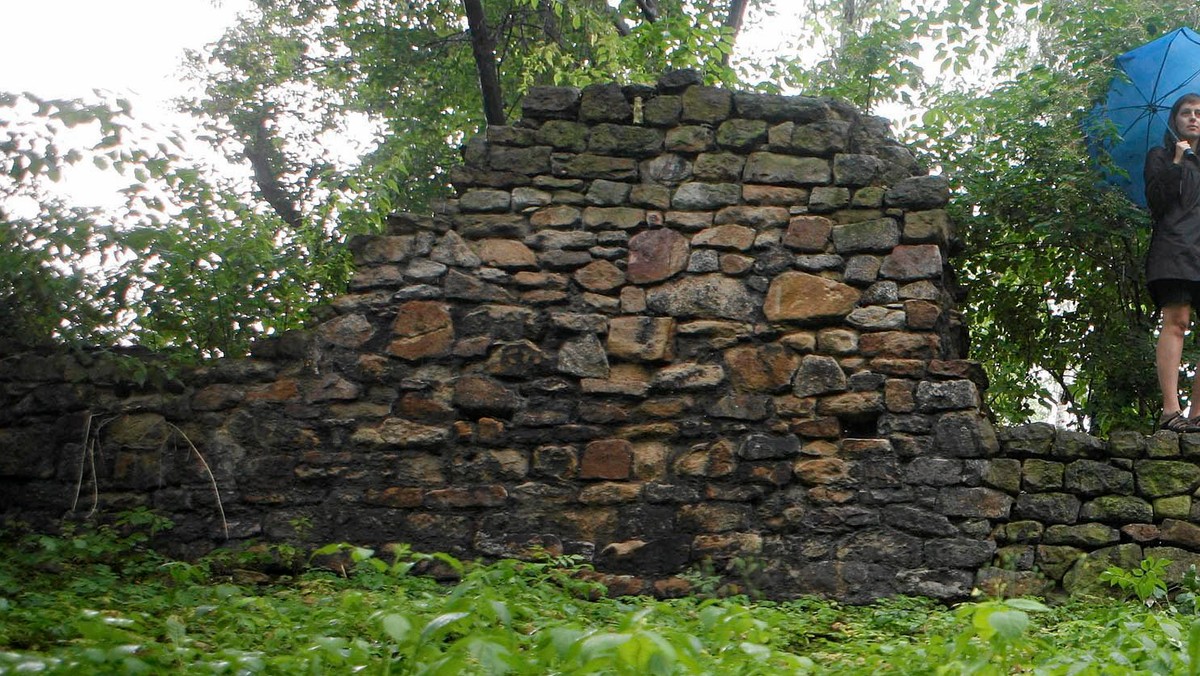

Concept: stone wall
[[976, 424, 1200, 597], [3, 71, 1017, 602]]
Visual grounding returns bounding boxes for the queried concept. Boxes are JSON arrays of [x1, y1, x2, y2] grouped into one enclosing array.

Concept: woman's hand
[[1176, 140, 1194, 163]]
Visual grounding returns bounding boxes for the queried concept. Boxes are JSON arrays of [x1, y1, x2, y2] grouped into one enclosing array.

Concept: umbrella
[[1088, 27, 1200, 208]]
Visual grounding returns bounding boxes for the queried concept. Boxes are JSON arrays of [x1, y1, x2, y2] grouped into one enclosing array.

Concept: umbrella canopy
[[1089, 27, 1200, 208]]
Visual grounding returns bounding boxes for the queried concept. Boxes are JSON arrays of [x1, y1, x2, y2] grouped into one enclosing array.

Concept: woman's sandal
[[1159, 411, 1200, 433]]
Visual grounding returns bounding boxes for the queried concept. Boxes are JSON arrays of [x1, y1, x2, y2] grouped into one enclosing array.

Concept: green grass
[[3, 517, 1200, 674]]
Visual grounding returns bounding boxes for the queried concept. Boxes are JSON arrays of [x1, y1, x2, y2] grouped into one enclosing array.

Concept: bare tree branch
[[722, 0, 751, 65], [244, 114, 305, 231], [635, 0, 659, 22], [462, 0, 507, 126]]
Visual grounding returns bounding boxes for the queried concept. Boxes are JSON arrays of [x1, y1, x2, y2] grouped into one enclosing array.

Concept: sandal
[[1159, 411, 1200, 433]]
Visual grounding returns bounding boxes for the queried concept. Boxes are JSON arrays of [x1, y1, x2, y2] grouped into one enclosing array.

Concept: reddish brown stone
[[747, 462, 793, 486], [580, 439, 634, 479], [477, 418, 506, 444], [317, 313, 376, 348], [885, 379, 917, 412], [485, 340, 547, 377], [869, 358, 928, 377], [245, 379, 300, 403], [364, 487, 424, 508], [637, 396, 693, 418], [1121, 524, 1161, 542], [397, 393, 455, 421], [475, 239, 537, 269], [904, 300, 941, 330], [607, 316, 676, 362], [880, 244, 943, 280], [808, 487, 856, 504], [678, 503, 752, 532], [795, 457, 852, 485], [425, 485, 508, 508], [579, 482, 643, 504], [192, 384, 245, 411], [742, 184, 809, 205], [692, 532, 764, 557], [859, 332, 940, 359], [574, 260, 626, 291], [817, 391, 885, 420], [632, 441, 670, 480], [783, 215, 834, 252], [790, 416, 842, 438], [388, 301, 454, 361], [530, 204, 581, 228], [627, 229, 690, 284], [724, 343, 800, 393], [692, 224, 756, 251], [928, 359, 989, 384], [774, 394, 817, 418], [652, 577, 694, 598], [719, 254, 755, 275], [764, 272, 860, 323], [452, 375, 521, 416], [673, 438, 737, 477]]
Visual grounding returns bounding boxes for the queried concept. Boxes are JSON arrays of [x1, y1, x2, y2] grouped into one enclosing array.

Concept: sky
[[1, 0, 249, 107]]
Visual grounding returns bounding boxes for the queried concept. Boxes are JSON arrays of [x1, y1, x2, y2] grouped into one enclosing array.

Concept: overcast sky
[[1, 0, 249, 108]]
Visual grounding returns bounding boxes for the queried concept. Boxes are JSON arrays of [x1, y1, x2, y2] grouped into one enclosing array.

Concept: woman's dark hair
[[1165, 93, 1200, 147]]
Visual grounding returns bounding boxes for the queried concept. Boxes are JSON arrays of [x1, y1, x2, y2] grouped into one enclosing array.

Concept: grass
[[2, 514, 1200, 674]]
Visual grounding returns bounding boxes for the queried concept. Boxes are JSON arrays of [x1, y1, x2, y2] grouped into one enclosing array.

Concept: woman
[[1145, 92, 1200, 432]]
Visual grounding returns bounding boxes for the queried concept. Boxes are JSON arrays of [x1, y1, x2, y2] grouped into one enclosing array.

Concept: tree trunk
[[245, 115, 305, 231], [462, 0, 506, 126], [722, 0, 751, 65]]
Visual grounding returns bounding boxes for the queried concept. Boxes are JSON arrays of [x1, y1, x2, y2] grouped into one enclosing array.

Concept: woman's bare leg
[[1158, 304, 1192, 416]]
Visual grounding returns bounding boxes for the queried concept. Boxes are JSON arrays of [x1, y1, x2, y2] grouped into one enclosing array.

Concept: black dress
[[1145, 145, 1200, 303]]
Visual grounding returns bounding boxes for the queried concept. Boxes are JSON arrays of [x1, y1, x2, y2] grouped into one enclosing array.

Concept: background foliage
[[7, 0, 1200, 430]]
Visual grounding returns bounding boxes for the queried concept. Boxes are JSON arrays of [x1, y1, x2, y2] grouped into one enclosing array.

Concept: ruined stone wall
[[3, 71, 1001, 602]]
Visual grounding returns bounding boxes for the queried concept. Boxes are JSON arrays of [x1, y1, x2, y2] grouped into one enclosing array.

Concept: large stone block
[[764, 272, 860, 323], [743, 152, 831, 185], [387, 301, 454, 360], [1136, 460, 1200, 498], [627, 229, 690, 284], [724, 344, 800, 393], [646, 275, 759, 321], [607, 316, 677, 362]]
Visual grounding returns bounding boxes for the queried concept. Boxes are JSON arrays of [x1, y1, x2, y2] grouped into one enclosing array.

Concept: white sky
[[0, 0, 249, 107]]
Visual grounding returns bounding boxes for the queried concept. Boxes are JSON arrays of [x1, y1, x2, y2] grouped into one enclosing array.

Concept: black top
[[1145, 145, 1200, 282]]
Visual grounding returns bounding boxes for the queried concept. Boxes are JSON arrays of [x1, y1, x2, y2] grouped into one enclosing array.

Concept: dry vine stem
[[69, 412, 230, 540]]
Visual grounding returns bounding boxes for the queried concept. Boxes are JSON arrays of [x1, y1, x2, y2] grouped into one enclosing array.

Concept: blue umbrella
[[1089, 27, 1200, 207]]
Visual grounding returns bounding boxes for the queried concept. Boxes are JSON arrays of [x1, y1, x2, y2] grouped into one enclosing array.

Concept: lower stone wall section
[[11, 349, 1200, 601], [978, 423, 1200, 597]]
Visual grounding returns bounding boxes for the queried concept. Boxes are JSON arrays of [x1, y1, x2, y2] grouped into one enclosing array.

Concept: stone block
[[1064, 459, 1134, 497], [1137, 460, 1200, 498], [880, 244, 942, 280], [1155, 495, 1192, 520], [1022, 459, 1064, 492], [588, 123, 663, 157], [646, 274, 759, 321], [936, 487, 1013, 519], [832, 218, 900, 253], [1079, 495, 1153, 523], [523, 86, 582, 119], [764, 272, 860, 323], [1013, 492, 1080, 524], [743, 152, 830, 185], [627, 228, 690, 284], [580, 439, 634, 480], [580, 83, 632, 123], [681, 86, 733, 124]]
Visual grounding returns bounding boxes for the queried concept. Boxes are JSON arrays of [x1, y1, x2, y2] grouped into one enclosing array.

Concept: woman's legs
[[1158, 303, 1192, 416]]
